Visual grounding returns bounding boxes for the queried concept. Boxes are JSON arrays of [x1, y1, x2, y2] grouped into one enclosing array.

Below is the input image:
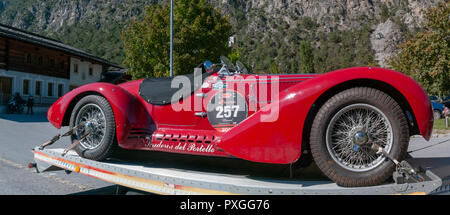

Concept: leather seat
[[139, 68, 211, 105]]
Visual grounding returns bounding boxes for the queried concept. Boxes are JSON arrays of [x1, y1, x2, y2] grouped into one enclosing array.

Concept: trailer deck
[[32, 147, 449, 195]]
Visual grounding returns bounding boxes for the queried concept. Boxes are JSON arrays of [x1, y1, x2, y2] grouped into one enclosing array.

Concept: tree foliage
[[388, 2, 449, 96], [121, 0, 232, 79], [228, 47, 241, 64], [299, 40, 315, 73], [234, 12, 377, 74], [54, 22, 125, 66]]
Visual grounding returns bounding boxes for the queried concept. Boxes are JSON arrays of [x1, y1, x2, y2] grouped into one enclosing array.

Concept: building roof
[[0, 23, 122, 69]]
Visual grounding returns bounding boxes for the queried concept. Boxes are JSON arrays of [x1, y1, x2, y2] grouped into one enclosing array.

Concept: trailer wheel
[[310, 87, 409, 187], [69, 95, 117, 161]]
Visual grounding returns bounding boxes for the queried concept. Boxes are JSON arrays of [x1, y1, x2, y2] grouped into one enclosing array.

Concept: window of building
[[49, 59, 55, 67], [89, 67, 93, 76], [57, 84, 64, 97], [35, 81, 41, 96], [25, 54, 32, 64], [48, 82, 53, 97], [23, 79, 30, 95], [74, 64, 78, 73], [0, 76, 13, 104], [38, 56, 43, 65], [44, 56, 49, 65]]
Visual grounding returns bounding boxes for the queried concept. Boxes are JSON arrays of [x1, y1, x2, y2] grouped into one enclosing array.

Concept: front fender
[[216, 67, 433, 164], [47, 82, 151, 145]]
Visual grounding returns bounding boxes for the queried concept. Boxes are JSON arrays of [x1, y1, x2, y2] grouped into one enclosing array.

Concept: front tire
[[310, 87, 409, 187], [69, 95, 117, 161]]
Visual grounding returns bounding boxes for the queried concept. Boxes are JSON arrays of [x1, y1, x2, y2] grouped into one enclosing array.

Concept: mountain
[[0, 0, 158, 65], [213, 0, 443, 73], [0, 0, 444, 73]]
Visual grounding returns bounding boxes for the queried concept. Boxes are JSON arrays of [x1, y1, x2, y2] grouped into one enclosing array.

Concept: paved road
[[0, 114, 114, 194], [0, 113, 449, 195]]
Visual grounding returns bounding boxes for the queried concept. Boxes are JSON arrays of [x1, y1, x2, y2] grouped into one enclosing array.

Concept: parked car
[[432, 102, 445, 120], [47, 57, 433, 187], [442, 96, 450, 108], [429, 95, 442, 103]]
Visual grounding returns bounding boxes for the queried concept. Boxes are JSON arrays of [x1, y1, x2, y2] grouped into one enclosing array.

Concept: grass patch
[[434, 118, 450, 131]]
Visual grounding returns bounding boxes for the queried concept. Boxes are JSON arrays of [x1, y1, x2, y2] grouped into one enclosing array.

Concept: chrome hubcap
[[326, 104, 393, 172], [353, 131, 369, 146], [74, 104, 106, 150]]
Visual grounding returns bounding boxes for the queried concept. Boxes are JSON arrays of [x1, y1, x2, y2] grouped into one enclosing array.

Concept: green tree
[[290, 60, 299, 74], [269, 61, 280, 74], [228, 47, 241, 64], [300, 40, 315, 73], [121, 0, 232, 79], [388, 2, 449, 96], [380, 4, 390, 23]]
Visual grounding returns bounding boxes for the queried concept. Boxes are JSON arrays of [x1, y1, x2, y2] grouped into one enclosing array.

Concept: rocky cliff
[[0, 0, 155, 32], [213, 0, 442, 71]]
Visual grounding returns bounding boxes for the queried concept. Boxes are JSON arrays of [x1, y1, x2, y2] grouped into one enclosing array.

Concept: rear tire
[[69, 95, 117, 161], [310, 87, 409, 187]]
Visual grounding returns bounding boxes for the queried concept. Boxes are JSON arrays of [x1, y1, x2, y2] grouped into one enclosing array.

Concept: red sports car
[[47, 56, 433, 187]]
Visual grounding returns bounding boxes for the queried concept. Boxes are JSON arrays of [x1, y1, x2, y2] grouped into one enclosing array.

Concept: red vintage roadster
[[47, 56, 433, 187]]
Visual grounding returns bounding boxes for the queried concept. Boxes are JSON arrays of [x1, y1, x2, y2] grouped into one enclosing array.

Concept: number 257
[[216, 105, 239, 118]]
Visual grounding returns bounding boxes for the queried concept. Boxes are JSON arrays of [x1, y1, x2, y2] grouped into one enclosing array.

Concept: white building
[[0, 24, 122, 113], [69, 57, 105, 90]]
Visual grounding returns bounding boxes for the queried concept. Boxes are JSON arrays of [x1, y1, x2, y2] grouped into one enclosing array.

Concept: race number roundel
[[207, 90, 248, 132]]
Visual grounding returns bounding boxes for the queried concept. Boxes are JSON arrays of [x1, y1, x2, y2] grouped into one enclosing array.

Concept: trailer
[[30, 146, 450, 195]]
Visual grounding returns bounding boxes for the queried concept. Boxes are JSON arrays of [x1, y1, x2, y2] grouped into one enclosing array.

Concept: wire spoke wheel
[[74, 103, 107, 150], [326, 104, 393, 172], [310, 87, 409, 187], [70, 95, 117, 161]]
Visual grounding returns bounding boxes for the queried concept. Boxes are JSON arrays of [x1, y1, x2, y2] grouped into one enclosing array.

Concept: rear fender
[[47, 82, 152, 146], [216, 67, 433, 164]]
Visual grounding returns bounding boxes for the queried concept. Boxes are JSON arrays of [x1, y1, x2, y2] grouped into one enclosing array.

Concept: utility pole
[[170, 0, 174, 77]]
